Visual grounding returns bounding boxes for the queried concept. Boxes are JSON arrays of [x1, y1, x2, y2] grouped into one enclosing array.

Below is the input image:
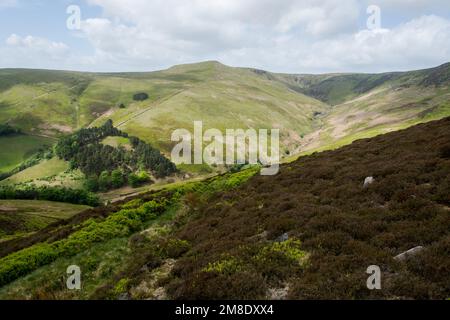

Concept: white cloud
[[275, 0, 359, 36], [6, 34, 69, 58], [75, 0, 450, 73], [365, 0, 450, 10], [1, 1, 449, 72], [1, 34, 70, 69], [314, 14, 450, 72], [222, 15, 450, 73], [76, 0, 363, 70]]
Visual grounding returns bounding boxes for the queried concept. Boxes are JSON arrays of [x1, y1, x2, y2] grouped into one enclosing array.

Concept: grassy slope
[[1, 61, 449, 185], [0, 69, 92, 135], [0, 157, 85, 189], [0, 167, 258, 299], [0, 62, 327, 180], [90, 62, 328, 155], [298, 85, 450, 154], [0, 135, 54, 173], [0, 200, 90, 242]]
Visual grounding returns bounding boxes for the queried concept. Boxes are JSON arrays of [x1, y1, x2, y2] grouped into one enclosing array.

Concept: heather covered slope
[[160, 117, 450, 299]]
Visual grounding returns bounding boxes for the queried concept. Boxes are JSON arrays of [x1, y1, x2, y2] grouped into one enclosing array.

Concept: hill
[[89, 61, 328, 154], [266, 62, 450, 155], [270, 62, 450, 105], [0, 135, 54, 173], [0, 117, 448, 299], [0, 62, 328, 154], [157, 117, 449, 299], [0, 61, 329, 174], [1, 61, 449, 193]]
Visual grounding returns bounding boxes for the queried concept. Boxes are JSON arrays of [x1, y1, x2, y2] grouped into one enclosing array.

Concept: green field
[[0, 199, 90, 242], [101, 136, 132, 150], [0, 135, 54, 173], [0, 157, 85, 189]]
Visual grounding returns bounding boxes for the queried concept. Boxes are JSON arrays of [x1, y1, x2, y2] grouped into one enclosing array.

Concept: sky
[[0, 0, 449, 74]]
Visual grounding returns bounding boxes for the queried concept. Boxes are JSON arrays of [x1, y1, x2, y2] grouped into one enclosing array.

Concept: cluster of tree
[[133, 92, 149, 101], [55, 119, 124, 161], [0, 124, 21, 136], [0, 185, 99, 206], [129, 136, 177, 177], [55, 120, 177, 191]]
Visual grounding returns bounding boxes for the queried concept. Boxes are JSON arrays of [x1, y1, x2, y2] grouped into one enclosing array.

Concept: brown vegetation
[[161, 117, 450, 299]]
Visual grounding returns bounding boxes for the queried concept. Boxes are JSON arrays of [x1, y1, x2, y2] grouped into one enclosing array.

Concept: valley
[[0, 61, 449, 300], [0, 118, 448, 299]]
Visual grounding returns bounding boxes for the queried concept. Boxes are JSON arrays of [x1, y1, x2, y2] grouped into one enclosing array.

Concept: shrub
[[98, 171, 112, 191], [0, 243, 59, 287], [203, 256, 242, 275], [0, 185, 100, 206], [112, 278, 130, 295], [133, 93, 149, 101], [439, 144, 450, 158], [162, 239, 191, 258], [0, 124, 21, 136], [121, 198, 144, 210], [0, 197, 170, 286], [255, 239, 306, 264], [85, 175, 99, 192], [128, 171, 151, 188]]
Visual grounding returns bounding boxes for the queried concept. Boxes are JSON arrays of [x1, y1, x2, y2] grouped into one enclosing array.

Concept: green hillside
[[0, 157, 84, 189], [0, 118, 448, 299], [0, 62, 328, 158], [1, 61, 449, 189], [267, 63, 450, 155], [271, 62, 450, 106], [0, 135, 54, 173], [0, 199, 90, 242], [87, 61, 328, 155]]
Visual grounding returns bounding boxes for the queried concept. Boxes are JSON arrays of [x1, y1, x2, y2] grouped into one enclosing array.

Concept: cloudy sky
[[0, 0, 449, 73]]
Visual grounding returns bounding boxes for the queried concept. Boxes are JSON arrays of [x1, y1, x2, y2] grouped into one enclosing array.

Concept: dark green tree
[[98, 171, 111, 192], [111, 169, 125, 188]]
